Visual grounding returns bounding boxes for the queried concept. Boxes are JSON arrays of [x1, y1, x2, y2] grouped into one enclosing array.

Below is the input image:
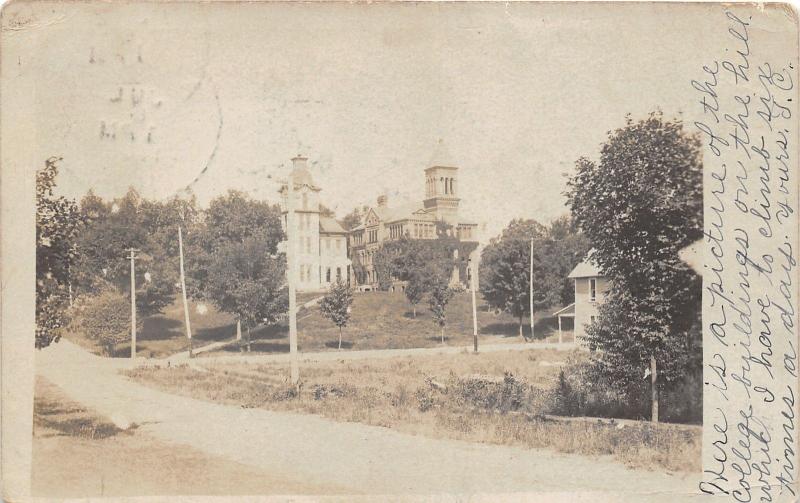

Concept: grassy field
[[128, 348, 700, 473], [32, 377, 344, 497], [65, 291, 574, 358]]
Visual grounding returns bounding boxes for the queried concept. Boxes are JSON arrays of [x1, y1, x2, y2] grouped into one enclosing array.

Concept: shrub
[[448, 373, 529, 413], [72, 288, 134, 356], [548, 357, 701, 423], [311, 383, 353, 400]]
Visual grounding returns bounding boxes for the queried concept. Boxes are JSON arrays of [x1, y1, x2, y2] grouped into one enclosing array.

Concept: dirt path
[[170, 340, 580, 365], [36, 340, 700, 500]]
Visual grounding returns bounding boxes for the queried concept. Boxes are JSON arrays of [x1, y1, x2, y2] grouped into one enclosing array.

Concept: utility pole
[[471, 256, 478, 353], [529, 238, 534, 342], [178, 227, 193, 358], [127, 248, 139, 361], [286, 171, 300, 385], [651, 356, 659, 423]]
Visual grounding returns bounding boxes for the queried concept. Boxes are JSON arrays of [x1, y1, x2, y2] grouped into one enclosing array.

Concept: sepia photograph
[[1, 1, 798, 501]]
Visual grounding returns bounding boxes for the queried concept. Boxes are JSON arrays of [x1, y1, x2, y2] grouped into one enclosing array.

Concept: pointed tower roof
[[428, 138, 457, 168]]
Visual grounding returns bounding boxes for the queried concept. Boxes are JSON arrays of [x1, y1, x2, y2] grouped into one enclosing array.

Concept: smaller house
[[554, 255, 610, 340]]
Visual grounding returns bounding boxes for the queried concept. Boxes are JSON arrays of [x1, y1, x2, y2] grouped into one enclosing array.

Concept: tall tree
[[204, 236, 288, 349], [319, 279, 353, 349], [191, 191, 288, 348], [36, 157, 82, 348], [71, 188, 195, 317], [565, 112, 702, 421], [479, 220, 560, 340]]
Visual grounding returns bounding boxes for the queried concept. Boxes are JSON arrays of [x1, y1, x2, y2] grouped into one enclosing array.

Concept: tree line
[[36, 170, 289, 355]]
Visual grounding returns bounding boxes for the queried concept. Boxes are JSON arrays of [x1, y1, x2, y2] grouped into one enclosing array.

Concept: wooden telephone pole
[[286, 172, 300, 385], [127, 248, 139, 361], [529, 238, 534, 341], [651, 356, 659, 423], [470, 249, 480, 353], [178, 227, 193, 357]]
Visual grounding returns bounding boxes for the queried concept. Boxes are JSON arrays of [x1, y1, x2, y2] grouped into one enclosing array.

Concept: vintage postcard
[[1, 1, 798, 502]]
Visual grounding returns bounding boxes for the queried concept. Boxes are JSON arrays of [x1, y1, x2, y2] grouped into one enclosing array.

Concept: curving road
[[36, 339, 702, 501]]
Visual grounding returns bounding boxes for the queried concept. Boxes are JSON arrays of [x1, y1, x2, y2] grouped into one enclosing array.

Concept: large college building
[[279, 151, 479, 293], [279, 155, 351, 292], [348, 160, 479, 289]]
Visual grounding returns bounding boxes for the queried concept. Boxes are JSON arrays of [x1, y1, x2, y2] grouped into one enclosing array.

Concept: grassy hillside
[[64, 291, 574, 358], [210, 291, 573, 356]]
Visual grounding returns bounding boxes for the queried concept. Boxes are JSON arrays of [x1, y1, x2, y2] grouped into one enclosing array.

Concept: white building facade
[[279, 155, 351, 293]]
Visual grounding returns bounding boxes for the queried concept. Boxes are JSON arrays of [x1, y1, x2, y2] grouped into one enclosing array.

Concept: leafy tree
[[428, 281, 454, 344], [479, 220, 560, 340], [375, 234, 477, 293], [319, 279, 353, 349], [565, 112, 702, 421], [318, 204, 336, 218], [200, 190, 283, 253], [404, 271, 430, 318], [73, 288, 135, 356], [72, 188, 192, 317], [341, 206, 366, 231], [204, 235, 288, 350], [36, 157, 82, 348], [492, 219, 548, 244], [187, 190, 284, 300]]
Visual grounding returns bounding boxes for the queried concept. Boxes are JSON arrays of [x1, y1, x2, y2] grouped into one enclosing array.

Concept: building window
[[590, 279, 597, 302], [326, 268, 331, 282], [590, 315, 596, 324], [336, 267, 342, 281]]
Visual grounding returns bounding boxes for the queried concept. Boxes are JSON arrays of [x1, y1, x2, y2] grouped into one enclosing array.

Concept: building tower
[[423, 165, 460, 224], [423, 139, 461, 224], [280, 155, 321, 290]]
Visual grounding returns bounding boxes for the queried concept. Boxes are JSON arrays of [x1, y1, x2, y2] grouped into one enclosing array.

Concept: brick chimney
[[377, 195, 388, 208]]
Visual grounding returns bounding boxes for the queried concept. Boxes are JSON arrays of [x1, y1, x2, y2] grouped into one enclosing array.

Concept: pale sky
[[6, 2, 730, 238]]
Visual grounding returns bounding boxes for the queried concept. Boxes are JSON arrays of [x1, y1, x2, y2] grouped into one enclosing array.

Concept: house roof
[[568, 253, 603, 279], [319, 216, 347, 234]]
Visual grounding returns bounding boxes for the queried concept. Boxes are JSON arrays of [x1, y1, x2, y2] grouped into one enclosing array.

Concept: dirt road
[[171, 340, 579, 365], [36, 340, 701, 500]]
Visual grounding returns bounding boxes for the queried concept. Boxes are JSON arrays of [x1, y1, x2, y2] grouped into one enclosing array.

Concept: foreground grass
[[32, 377, 343, 497], [127, 349, 700, 473]]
